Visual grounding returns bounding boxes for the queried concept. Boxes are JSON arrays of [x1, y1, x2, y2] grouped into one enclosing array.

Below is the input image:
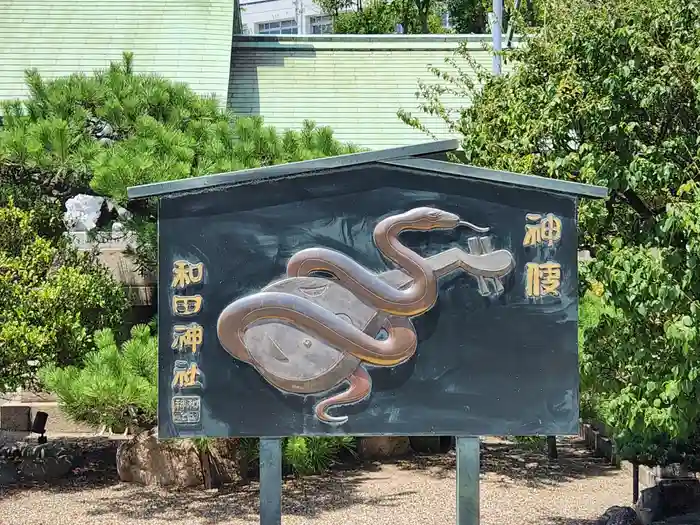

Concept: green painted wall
[[0, 0, 236, 104], [229, 35, 515, 150]]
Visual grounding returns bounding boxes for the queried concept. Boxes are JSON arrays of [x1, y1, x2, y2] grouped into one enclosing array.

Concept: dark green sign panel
[[127, 141, 606, 439]]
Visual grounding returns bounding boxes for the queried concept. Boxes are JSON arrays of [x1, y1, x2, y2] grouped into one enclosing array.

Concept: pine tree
[[1, 52, 362, 271], [39, 324, 157, 433]]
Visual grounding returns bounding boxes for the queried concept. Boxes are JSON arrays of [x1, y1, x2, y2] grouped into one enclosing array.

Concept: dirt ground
[[0, 437, 631, 525]]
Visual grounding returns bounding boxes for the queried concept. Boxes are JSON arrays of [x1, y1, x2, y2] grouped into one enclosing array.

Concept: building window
[[309, 15, 332, 34], [257, 19, 298, 34]]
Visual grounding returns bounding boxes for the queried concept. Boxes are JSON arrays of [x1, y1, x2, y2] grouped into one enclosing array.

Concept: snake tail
[[314, 365, 372, 425]]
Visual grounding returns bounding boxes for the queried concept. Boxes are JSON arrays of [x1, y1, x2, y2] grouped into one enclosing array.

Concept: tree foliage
[[0, 53, 361, 273], [41, 323, 355, 475], [445, 0, 543, 34], [316, 0, 449, 34], [39, 324, 157, 433], [445, 0, 489, 33], [400, 0, 700, 465], [0, 202, 128, 391]]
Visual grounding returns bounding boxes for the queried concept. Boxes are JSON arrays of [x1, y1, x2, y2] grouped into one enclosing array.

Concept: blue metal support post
[[456, 437, 480, 525], [259, 438, 283, 525]]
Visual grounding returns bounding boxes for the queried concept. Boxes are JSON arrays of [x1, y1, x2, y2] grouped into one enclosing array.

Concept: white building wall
[[0, 0, 236, 105], [240, 0, 332, 35], [228, 35, 514, 150]]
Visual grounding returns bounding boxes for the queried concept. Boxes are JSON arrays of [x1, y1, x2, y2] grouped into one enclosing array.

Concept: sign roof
[[127, 140, 608, 201]]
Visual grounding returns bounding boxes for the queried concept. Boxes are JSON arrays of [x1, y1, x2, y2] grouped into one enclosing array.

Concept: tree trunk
[[201, 450, 214, 489], [238, 448, 250, 483], [413, 0, 430, 33], [420, 9, 429, 33], [546, 435, 558, 460], [525, 0, 534, 25]]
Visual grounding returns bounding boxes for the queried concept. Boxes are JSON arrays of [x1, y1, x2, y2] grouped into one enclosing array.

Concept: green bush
[[0, 52, 362, 273], [0, 202, 128, 391], [234, 435, 357, 477], [284, 436, 356, 475], [39, 324, 157, 432], [41, 322, 355, 475]]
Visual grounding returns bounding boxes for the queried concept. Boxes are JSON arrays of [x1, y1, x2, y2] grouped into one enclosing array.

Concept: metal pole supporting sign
[[259, 438, 283, 525], [456, 437, 481, 525], [259, 436, 481, 525]]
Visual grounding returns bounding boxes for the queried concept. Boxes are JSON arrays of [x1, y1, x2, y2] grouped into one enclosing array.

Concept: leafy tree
[[0, 53, 361, 274], [332, 0, 398, 33], [0, 202, 128, 391], [445, 0, 542, 34], [315, 0, 362, 17], [445, 0, 489, 33], [400, 0, 700, 466], [317, 0, 450, 34]]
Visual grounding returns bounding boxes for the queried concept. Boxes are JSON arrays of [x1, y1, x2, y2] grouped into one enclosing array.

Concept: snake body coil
[[217, 207, 508, 425]]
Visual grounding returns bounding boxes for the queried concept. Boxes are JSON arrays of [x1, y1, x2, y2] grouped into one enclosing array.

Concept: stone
[[598, 506, 643, 525], [0, 460, 17, 484], [409, 436, 442, 453], [206, 438, 241, 485], [636, 479, 700, 523], [63, 194, 105, 232], [663, 478, 700, 515], [116, 428, 204, 488], [0, 404, 31, 431], [357, 436, 411, 459], [636, 485, 663, 523]]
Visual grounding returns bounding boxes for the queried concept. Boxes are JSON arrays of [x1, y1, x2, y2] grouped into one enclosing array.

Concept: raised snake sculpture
[[217, 207, 516, 425]]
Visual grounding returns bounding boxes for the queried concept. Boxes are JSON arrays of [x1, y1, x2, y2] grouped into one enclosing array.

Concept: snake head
[[408, 207, 463, 230]]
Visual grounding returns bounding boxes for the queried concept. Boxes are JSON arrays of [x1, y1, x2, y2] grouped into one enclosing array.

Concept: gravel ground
[[0, 437, 631, 525]]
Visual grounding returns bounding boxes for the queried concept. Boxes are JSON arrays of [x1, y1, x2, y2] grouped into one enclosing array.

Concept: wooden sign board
[[128, 140, 607, 440]]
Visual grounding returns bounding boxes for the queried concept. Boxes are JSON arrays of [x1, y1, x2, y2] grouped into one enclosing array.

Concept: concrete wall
[[228, 35, 513, 150], [0, 0, 236, 104]]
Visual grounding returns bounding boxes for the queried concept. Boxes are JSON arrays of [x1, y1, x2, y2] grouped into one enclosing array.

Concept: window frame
[[256, 19, 299, 35]]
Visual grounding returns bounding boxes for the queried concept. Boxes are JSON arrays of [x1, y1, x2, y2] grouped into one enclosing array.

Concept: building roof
[[127, 140, 609, 201]]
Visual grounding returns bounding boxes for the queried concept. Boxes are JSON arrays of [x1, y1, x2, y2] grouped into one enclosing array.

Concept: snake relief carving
[[217, 207, 516, 426]]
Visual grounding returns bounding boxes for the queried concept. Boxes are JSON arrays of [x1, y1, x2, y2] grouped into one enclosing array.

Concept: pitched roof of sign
[[126, 140, 608, 201]]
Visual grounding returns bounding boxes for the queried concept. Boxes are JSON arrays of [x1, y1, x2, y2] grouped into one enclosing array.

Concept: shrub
[[41, 322, 355, 475], [0, 202, 128, 391], [39, 324, 157, 432], [283, 435, 356, 476]]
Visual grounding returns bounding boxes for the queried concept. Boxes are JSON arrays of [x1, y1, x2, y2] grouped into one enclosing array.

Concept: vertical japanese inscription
[[522, 213, 562, 248], [523, 213, 563, 299], [525, 262, 562, 298], [169, 259, 206, 427], [171, 323, 204, 355]]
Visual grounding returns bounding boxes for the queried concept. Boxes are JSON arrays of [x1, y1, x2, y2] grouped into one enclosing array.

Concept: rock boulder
[[357, 436, 411, 459], [0, 460, 17, 484], [205, 438, 242, 485], [598, 506, 643, 525], [116, 428, 203, 488]]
